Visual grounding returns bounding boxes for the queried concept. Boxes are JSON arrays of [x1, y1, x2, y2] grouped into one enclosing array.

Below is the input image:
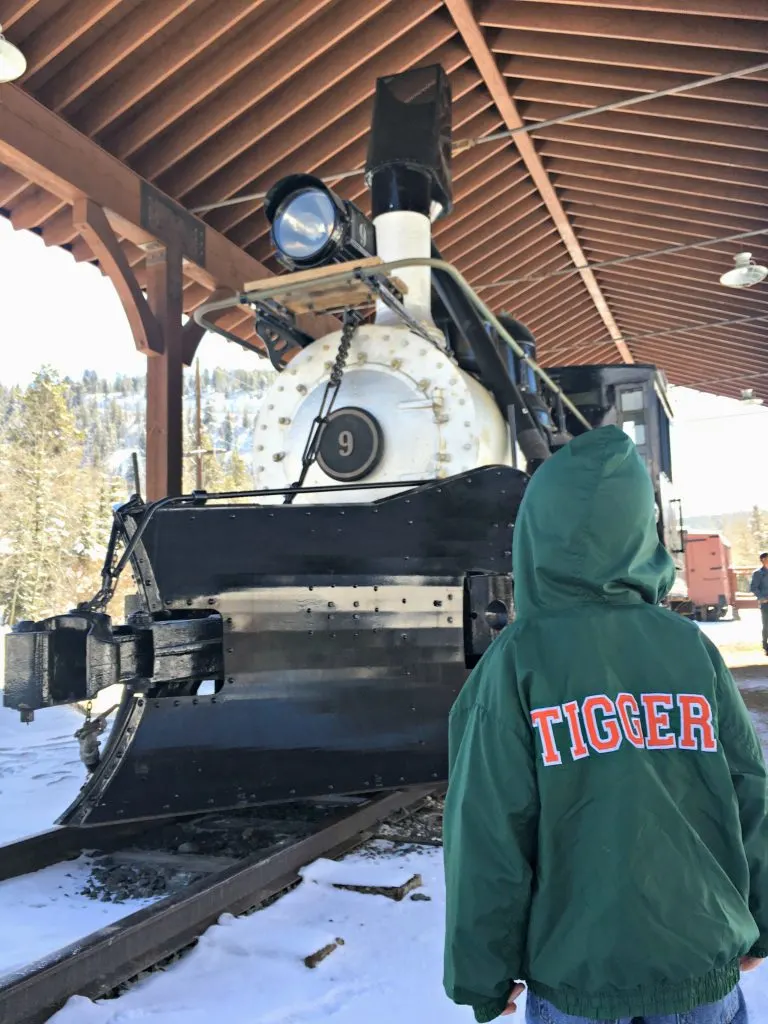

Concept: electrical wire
[[190, 60, 768, 215]]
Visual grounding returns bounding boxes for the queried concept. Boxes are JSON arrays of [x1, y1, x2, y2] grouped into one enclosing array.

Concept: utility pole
[[195, 358, 203, 490]]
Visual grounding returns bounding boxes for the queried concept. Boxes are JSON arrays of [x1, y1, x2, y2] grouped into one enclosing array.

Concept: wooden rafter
[[0, 83, 337, 341], [443, 0, 633, 363]]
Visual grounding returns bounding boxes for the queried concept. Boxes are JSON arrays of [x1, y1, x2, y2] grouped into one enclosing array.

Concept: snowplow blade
[[3, 468, 525, 827]]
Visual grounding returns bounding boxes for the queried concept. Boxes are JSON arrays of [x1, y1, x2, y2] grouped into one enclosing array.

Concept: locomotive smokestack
[[365, 65, 452, 328]]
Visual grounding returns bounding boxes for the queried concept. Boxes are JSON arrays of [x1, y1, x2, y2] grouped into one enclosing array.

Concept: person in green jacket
[[443, 424, 767, 1024]]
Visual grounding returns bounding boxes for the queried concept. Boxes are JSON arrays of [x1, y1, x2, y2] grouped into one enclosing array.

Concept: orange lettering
[[531, 706, 564, 766], [678, 694, 717, 752], [583, 696, 622, 754], [616, 693, 645, 749], [563, 701, 589, 760], [641, 694, 676, 749]]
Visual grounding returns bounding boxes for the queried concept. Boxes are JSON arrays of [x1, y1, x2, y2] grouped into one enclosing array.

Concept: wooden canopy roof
[[1, 0, 767, 400]]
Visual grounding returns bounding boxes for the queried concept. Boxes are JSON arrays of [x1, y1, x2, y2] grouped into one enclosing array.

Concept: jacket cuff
[[473, 997, 509, 1023]]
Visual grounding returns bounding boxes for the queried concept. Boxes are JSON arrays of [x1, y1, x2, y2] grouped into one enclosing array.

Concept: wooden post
[[145, 244, 184, 501]]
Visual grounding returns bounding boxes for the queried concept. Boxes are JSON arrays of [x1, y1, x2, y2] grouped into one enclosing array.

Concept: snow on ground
[[0, 857, 151, 983], [0, 700, 87, 845], [0, 616, 767, 1021]]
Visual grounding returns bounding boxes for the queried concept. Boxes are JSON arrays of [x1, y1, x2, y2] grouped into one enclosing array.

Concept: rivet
[[278, 416, 291, 425], [297, 384, 308, 394], [272, 452, 285, 462], [257, 444, 264, 451]]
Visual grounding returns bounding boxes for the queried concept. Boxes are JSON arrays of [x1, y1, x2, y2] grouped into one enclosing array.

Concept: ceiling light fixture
[[0, 25, 26, 83], [719, 252, 768, 289], [740, 388, 764, 406]]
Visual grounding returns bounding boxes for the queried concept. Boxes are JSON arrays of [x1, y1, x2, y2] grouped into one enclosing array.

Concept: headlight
[[265, 174, 375, 271], [272, 188, 338, 262]]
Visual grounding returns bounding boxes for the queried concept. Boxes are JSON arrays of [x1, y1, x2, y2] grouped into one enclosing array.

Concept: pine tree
[[0, 369, 91, 622], [222, 413, 234, 450], [225, 449, 252, 491]]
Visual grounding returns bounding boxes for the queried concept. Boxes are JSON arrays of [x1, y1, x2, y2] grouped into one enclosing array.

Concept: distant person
[[750, 552, 768, 655], [443, 426, 767, 1024]]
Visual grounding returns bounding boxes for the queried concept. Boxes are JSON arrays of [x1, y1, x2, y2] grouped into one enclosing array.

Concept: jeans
[[525, 986, 748, 1024], [761, 603, 768, 652]]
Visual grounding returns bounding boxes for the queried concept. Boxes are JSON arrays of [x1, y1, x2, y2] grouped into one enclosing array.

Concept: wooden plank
[[245, 257, 408, 316], [479, 2, 768, 51], [244, 256, 384, 293], [491, 29, 768, 76]]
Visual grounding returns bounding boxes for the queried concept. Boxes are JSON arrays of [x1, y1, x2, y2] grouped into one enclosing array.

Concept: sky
[[1, 215, 767, 517]]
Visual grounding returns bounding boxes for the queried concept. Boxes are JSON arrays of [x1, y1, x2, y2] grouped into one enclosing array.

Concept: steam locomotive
[[2, 66, 684, 827]]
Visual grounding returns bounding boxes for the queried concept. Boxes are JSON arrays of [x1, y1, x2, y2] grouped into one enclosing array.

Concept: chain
[[284, 314, 358, 504], [80, 526, 121, 613]]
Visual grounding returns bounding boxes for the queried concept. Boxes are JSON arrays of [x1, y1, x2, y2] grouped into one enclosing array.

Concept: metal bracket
[[140, 181, 206, 266]]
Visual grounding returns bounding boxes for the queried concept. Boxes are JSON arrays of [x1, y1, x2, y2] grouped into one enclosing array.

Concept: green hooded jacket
[[443, 425, 768, 1022]]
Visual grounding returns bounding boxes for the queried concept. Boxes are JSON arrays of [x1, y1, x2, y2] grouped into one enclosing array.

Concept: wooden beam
[[177, 4, 447, 207], [9, 186, 66, 230], [443, 0, 633, 363], [126, 0, 370, 177], [0, 83, 336, 339], [37, 0, 200, 113], [72, 198, 164, 355], [74, 0, 265, 136], [479, 2, 767, 51], [21, 0, 125, 83], [145, 244, 184, 501], [501, 55, 768, 107], [537, 137, 768, 192], [490, 29, 768, 76], [490, 1, 766, 21]]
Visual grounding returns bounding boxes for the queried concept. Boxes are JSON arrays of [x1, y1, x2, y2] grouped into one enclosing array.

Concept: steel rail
[[0, 787, 436, 1024], [0, 821, 163, 884]]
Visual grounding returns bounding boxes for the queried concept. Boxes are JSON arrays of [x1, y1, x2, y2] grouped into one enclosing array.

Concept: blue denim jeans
[[526, 986, 748, 1024]]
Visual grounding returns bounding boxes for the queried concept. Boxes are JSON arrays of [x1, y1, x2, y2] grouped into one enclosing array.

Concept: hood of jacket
[[512, 424, 676, 616]]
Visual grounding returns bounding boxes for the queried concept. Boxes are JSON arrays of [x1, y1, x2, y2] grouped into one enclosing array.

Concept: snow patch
[[299, 856, 418, 889]]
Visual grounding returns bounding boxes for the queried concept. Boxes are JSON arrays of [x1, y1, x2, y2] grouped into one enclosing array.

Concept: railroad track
[[0, 787, 440, 1024]]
